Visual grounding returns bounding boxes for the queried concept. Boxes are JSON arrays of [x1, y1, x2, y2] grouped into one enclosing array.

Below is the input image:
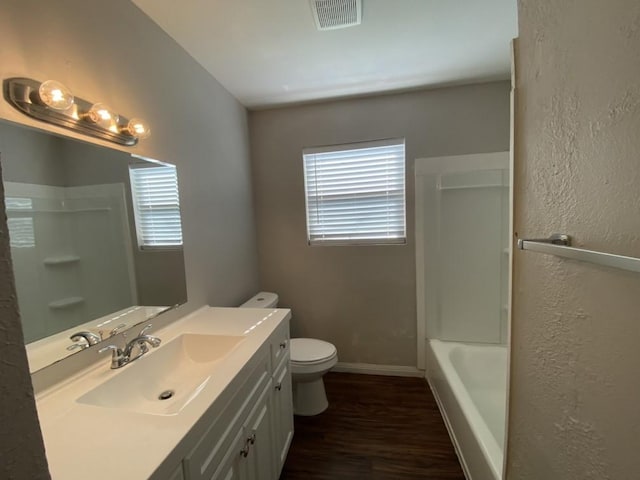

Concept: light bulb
[[87, 103, 118, 124], [38, 80, 74, 111], [125, 118, 151, 139]]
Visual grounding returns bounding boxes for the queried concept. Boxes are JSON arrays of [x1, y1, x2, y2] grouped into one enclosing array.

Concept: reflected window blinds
[[129, 165, 183, 248]]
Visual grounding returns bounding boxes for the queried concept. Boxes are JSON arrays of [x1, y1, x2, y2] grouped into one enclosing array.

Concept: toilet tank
[[239, 292, 279, 308]]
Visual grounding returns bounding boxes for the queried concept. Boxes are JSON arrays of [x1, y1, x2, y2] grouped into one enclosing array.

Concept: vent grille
[[310, 0, 362, 31]]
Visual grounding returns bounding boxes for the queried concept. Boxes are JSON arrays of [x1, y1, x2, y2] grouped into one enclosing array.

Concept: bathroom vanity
[[35, 306, 294, 480]]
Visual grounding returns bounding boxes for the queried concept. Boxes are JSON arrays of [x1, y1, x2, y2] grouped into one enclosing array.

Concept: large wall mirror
[[0, 119, 187, 373]]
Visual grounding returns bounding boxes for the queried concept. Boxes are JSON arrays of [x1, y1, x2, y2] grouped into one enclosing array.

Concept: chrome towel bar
[[517, 234, 640, 274]]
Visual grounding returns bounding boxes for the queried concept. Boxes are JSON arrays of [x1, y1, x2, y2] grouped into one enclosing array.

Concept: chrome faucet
[[98, 324, 161, 369], [70, 331, 102, 345], [123, 324, 161, 359]]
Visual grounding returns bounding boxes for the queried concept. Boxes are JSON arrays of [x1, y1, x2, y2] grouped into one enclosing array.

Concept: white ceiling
[[132, 0, 518, 109]]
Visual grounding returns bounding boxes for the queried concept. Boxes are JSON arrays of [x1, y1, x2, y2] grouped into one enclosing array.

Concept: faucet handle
[[109, 323, 128, 337], [98, 345, 125, 369]]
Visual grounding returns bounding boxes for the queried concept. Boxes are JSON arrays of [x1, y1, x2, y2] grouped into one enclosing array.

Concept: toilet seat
[[290, 338, 337, 365]]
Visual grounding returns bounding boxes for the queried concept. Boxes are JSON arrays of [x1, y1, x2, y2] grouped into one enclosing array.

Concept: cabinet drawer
[[184, 352, 270, 480], [270, 322, 289, 371]]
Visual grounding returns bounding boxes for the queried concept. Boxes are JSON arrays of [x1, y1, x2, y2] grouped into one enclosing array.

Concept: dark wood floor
[[280, 372, 465, 480]]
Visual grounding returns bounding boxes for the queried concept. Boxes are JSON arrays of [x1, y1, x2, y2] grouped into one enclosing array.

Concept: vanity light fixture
[[3, 77, 150, 146], [86, 102, 119, 125], [38, 80, 75, 111], [124, 118, 151, 139]]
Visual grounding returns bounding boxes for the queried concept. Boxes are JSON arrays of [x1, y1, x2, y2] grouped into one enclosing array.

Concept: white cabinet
[[212, 427, 247, 480], [272, 355, 294, 474], [269, 322, 294, 478], [213, 381, 274, 480], [180, 320, 293, 480], [243, 380, 275, 479]]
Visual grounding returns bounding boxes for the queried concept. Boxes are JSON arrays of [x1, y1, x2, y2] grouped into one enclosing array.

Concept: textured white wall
[[508, 0, 640, 478]]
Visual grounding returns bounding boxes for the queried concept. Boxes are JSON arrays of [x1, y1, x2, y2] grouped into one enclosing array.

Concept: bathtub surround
[[509, 0, 640, 478], [250, 82, 511, 367], [416, 150, 510, 479]]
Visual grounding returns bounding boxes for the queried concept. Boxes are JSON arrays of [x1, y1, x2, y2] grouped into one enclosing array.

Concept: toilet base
[[292, 377, 328, 416]]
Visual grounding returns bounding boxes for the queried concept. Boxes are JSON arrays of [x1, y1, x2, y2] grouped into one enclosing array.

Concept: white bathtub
[[426, 340, 507, 480]]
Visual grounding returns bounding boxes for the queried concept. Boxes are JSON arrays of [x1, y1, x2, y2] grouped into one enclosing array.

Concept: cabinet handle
[[279, 340, 287, 349], [275, 382, 282, 391], [240, 433, 256, 458], [240, 444, 250, 458]]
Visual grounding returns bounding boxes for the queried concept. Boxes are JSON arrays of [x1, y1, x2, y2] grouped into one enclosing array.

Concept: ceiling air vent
[[309, 0, 362, 31]]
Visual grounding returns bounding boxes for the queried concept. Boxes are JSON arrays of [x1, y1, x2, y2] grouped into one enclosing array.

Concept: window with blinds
[[303, 138, 406, 246], [129, 164, 183, 249]]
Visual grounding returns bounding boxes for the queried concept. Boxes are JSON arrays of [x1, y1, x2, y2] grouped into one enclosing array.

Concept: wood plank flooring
[[280, 372, 465, 480]]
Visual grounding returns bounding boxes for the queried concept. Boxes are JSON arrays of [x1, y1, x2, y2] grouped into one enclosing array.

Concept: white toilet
[[240, 292, 338, 416], [289, 338, 337, 416]]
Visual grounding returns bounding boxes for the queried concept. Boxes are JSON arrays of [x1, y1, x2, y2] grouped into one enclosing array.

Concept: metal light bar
[[3, 77, 149, 146], [518, 233, 640, 274]]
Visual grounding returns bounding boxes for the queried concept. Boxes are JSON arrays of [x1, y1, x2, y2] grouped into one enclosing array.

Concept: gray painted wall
[[0, 0, 260, 475], [508, 0, 640, 478], [249, 82, 510, 366], [0, 122, 65, 186]]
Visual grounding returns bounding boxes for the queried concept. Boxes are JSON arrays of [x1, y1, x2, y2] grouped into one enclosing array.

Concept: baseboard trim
[[332, 362, 424, 378]]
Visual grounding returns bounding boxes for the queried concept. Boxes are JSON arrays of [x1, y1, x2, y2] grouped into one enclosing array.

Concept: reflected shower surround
[[5, 182, 136, 344]]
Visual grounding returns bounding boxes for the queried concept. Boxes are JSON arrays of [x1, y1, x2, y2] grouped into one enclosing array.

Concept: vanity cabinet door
[[272, 356, 294, 475], [243, 379, 275, 480], [213, 379, 275, 480], [184, 353, 270, 480], [211, 428, 249, 480]]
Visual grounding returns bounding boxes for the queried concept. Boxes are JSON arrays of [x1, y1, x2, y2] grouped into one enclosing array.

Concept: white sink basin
[[77, 333, 244, 415]]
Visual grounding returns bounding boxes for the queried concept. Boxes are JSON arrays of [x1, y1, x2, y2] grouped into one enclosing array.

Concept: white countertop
[[35, 306, 291, 480]]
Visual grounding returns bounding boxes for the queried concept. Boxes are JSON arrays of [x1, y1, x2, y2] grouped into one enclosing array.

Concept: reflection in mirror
[[0, 120, 187, 373]]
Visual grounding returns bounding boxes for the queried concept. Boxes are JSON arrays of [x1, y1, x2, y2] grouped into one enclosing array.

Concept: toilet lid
[[290, 338, 336, 363]]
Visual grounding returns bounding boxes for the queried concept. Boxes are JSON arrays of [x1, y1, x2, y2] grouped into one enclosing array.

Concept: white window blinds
[[129, 164, 183, 248], [303, 138, 406, 245]]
